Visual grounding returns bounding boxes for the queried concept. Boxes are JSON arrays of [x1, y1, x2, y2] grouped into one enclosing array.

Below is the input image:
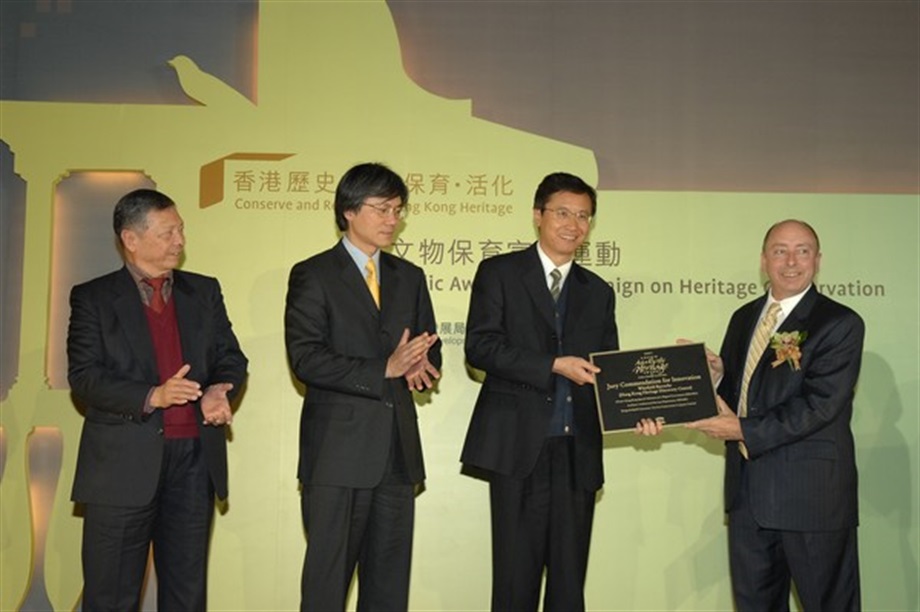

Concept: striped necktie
[[549, 268, 562, 302], [737, 302, 781, 458]]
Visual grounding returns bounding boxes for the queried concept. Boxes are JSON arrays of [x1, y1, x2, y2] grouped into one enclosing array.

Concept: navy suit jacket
[[68, 267, 248, 505], [461, 244, 619, 491], [719, 286, 863, 531], [284, 241, 440, 489]]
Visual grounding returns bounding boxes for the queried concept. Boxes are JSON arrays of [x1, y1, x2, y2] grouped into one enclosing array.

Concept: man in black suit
[[67, 188, 248, 611], [688, 219, 863, 611], [285, 162, 441, 611], [461, 172, 660, 612]]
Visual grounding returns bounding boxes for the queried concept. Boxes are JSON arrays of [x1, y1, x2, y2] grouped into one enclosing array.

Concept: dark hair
[[533, 172, 597, 216], [761, 219, 821, 253], [334, 163, 409, 231], [113, 189, 176, 244]]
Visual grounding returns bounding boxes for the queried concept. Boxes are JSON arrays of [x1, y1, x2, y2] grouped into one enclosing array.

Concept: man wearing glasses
[[461, 172, 659, 611], [285, 162, 441, 611]]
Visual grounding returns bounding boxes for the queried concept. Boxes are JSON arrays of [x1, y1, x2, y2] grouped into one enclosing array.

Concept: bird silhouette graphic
[[168, 55, 254, 109]]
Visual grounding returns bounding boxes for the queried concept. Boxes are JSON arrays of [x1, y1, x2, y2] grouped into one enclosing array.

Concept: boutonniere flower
[[770, 331, 807, 370]]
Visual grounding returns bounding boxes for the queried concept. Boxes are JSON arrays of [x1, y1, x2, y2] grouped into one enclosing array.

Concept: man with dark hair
[[461, 172, 660, 611], [688, 219, 863, 611], [285, 162, 441, 611], [68, 188, 248, 611]]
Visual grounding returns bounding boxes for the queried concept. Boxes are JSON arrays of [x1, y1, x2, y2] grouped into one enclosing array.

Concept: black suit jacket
[[68, 267, 248, 505], [285, 241, 441, 489], [461, 244, 619, 491], [719, 286, 863, 531]]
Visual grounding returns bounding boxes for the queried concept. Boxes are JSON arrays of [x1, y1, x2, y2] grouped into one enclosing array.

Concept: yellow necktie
[[365, 259, 380, 309], [738, 302, 781, 458]]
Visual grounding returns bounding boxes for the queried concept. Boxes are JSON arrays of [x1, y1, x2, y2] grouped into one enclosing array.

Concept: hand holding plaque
[[590, 343, 718, 433]]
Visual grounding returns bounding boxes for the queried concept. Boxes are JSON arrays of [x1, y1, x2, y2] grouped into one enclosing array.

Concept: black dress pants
[[81, 438, 214, 612], [488, 436, 596, 612]]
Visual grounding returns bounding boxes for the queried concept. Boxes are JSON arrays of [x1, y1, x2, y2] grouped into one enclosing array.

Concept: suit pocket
[[306, 402, 355, 421], [476, 388, 521, 412], [467, 390, 522, 449], [85, 408, 131, 425]]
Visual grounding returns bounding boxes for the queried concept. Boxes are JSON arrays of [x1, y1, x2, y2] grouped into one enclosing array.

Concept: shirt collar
[[535, 243, 573, 287], [341, 236, 380, 275], [125, 262, 173, 285], [125, 262, 173, 306], [766, 284, 812, 322]]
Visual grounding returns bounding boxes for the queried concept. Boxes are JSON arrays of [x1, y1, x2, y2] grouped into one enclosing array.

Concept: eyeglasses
[[363, 202, 408, 219], [543, 207, 592, 224]]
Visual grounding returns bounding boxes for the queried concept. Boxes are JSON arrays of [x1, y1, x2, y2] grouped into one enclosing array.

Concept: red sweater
[[144, 297, 199, 439]]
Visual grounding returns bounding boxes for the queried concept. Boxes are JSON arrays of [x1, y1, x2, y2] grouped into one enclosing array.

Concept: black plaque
[[590, 343, 718, 433]]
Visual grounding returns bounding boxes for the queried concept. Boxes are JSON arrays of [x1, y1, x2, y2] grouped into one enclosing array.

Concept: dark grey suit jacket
[[719, 286, 863, 531], [68, 267, 248, 505], [284, 241, 440, 488], [460, 244, 619, 491]]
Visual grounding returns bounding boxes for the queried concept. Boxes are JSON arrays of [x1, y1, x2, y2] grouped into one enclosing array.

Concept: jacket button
[[157, 428, 164, 436]]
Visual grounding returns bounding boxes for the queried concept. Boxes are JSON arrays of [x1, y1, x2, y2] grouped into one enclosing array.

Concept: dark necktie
[[143, 277, 167, 314], [549, 268, 562, 302]]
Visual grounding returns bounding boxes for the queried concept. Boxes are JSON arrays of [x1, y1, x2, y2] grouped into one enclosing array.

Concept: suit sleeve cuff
[[142, 387, 157, 419]]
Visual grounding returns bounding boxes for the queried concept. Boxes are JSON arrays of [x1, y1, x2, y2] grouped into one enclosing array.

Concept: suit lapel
[[333, 242, 380, 317], [520, 245, 556, 330], [379, 252, 402, 317], [735, 295, 767, 374], [748, 286, 818, 403], [111, 267, 159, 382], [563, 264, 589, 337], [172, 271, 203, 368], [776, 286, 818, 334], [727, 294, 767, 407]]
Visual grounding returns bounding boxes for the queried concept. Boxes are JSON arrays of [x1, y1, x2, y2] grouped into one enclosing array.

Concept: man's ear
[[121, 229, 137, 253]]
